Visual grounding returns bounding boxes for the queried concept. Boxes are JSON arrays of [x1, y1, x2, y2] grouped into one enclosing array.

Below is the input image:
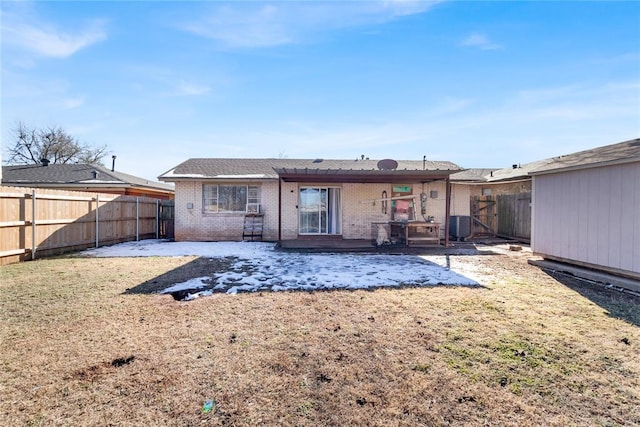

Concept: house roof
[[159, 158, 462, 182], [530, 138, 640, 175], [484, 158, 554, 182], [450, 168, 498, 182], [450, 138, 640, 184], [2, 163, 175, 193]]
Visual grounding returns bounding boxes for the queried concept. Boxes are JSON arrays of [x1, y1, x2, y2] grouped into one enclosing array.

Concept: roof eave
[[530, 156, 640, 176], [159, 175, 279, 182]]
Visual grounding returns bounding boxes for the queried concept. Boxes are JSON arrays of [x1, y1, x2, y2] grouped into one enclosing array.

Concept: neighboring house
[[158, 158, 462, 245], [449, 168, 498, 216], [2, 162, 174, 200], [450, 165, 537, 240], [530, 138, 640, 280]]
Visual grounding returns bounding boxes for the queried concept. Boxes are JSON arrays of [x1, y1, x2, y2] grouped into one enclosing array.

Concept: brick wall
[[174, 180, 280, 241], [174, 180, 455, 241], [280, 182, 299, 240], [468, 180, 532, 198]]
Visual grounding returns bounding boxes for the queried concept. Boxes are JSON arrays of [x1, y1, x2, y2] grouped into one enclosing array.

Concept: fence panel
[[470, 195, 497, 236], [0, 186, 162, 265], [497, 192, 531, 240]]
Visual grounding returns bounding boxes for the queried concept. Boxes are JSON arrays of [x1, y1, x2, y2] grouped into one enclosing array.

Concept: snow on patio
[[83, 240, 479, 299]]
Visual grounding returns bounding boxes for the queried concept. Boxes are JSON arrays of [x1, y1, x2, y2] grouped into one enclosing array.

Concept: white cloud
[[182, 79, 638, 168], [460, 32, 502, 50], [1, 7, 106, 59], [181, 4, 291, 48], [63, 96, 85, 109], [175, 81, 211, 96], [179, 1, 441, 48]]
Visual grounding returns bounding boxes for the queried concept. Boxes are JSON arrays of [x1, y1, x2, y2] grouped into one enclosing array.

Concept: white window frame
[[203, 184, 261, 213], [298, 186, 342, 235]]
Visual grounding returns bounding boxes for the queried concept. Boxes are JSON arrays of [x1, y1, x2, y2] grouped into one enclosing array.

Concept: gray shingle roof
[[159, 158, 461, 180], [2, 163, 174, 192], [530, 138, 640, 174], [476, 138, 640, 182], [450, 168, 498, 182]]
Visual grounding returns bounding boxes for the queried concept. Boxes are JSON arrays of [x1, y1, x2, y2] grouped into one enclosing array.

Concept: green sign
[[392, 185, 411, 193]]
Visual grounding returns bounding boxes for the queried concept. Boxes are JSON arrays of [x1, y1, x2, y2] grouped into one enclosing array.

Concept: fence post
[[156, 199, 159, 240], [95, 194, 99, 248], [136, 197, 140, 241], [31, 190, 37, 260]]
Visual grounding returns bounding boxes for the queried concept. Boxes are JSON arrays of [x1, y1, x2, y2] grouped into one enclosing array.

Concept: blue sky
[[2, 1, 639, 181]]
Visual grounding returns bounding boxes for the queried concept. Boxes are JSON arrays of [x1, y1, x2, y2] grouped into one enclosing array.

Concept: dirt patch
[[125, 256, 237, 294]]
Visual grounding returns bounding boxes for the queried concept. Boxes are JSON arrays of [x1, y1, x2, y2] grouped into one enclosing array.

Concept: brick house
[[158, 158, 462, 246]]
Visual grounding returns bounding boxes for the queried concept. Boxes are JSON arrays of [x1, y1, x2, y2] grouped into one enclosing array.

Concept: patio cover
[[273, 167, 455, 246], [273, 167, 458, 183]]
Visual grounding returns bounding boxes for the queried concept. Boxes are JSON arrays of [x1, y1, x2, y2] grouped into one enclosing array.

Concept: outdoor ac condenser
[[449, 215, 472, 241]]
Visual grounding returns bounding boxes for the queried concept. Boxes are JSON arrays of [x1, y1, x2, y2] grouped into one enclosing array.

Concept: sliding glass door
[[299, 187, 342, 235]]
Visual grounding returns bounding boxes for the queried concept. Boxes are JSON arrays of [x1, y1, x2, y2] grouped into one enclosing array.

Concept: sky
[[2, 0, 639, 181], [82, 239, 480, 298]]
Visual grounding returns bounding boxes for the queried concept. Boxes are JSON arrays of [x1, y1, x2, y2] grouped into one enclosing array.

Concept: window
[[299, 187, 341, 234], [203, 184, 260, 212]]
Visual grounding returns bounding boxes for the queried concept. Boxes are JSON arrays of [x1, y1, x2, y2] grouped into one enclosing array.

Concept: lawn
[[0, 243, 638, 426]]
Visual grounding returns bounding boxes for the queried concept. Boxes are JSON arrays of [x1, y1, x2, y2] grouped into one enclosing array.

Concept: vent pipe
[[111, 155, 117, 172]]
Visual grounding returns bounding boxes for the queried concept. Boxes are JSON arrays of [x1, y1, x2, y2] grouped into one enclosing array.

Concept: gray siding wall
[[532, 162, 640, 277]]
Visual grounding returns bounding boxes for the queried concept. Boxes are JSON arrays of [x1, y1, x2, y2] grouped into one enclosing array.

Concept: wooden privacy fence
[[471, 195, 497, 237], [470, 193, 532, 241], [497, 192, 531, 241], [0, 186, 163, 265]]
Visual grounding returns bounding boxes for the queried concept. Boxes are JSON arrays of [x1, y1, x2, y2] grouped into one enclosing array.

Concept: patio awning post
[[278, 177, 282, 242], [444, 177, 451, 247]]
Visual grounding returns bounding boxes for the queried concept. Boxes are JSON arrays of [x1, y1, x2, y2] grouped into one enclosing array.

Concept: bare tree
[[5, 122, 108, 165]]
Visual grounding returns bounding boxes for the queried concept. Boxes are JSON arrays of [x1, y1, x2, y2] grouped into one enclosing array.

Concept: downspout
[[444, 177, 451, 247], [278, 178, 282, 242]]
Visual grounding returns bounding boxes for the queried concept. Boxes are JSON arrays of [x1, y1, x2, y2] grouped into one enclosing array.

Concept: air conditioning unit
[[449, 215, 472, 241], [246, 203, 261, 213]]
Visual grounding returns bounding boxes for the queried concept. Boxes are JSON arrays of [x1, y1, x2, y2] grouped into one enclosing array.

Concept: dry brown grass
[[1, 247, 638, 426]]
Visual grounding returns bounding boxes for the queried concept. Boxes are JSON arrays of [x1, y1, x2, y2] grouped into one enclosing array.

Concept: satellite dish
[[377, 159, 398, 170]]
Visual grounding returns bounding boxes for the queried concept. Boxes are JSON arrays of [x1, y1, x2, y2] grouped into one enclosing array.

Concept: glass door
[[299, 187, 341, 235]]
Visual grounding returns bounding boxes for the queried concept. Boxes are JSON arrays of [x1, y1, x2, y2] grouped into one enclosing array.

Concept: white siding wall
[[451, 184, 471, 216], [532, 162, 640, 278]]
